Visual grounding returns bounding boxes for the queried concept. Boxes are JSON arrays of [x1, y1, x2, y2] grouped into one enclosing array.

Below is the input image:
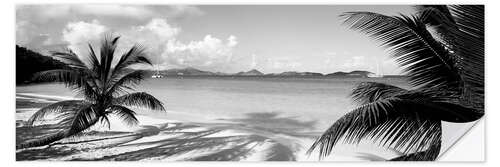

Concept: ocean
[[16, 77, 410, 132]]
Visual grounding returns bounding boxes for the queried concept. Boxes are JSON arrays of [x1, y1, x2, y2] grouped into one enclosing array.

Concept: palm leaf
[[98, 35, 120, 84], [32, 69, 88, 87], [18, 103, 99, 149], [26, 100, 86, 126], [50, 49, 88, 69], [415, 5, 458, 50], [111, 44, 151, 79], [57, 104, 100, 136], [107, 105, 139, 126], [113, 92, 165, 111], [448, 5, 484, 109], [390, 132, 441, 161], [32, 69, 99, 100], [350, 82, 408, 104], [105, 70, 146, 96], [308, 94, 479, 158], [340, 12, 461, 89], [86, 43, 101, 75]]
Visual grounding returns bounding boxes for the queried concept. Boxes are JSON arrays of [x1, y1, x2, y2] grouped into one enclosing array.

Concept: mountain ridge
[[148, 67, 382, 78]]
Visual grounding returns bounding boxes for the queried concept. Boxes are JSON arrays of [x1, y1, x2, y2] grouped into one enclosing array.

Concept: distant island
[[15, 46, 405, 84], [148, 67, 405, 78]]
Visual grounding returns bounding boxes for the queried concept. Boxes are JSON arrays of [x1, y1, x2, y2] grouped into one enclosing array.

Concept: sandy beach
[[15, 82, 474, 161], [16, 93, 328, 161]]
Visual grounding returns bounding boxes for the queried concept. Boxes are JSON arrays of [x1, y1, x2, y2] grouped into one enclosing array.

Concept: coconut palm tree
[[17, 35, 165, 149], [308, 5, 484, 161]]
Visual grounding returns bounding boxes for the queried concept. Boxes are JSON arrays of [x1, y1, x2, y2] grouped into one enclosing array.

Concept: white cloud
[[57, 17, 238, 71], [62, 20, 108, 55], [17, 5, 203, 23], [75, 5, 154, 19], [166, 5, 205, 18], [341, 55, 366, 68], [118, 18, 181, 65], [266, 57, 302, 70], [16, 20, 35, 45], [135, 18, 180, 39], [161, 35, 238, 70]]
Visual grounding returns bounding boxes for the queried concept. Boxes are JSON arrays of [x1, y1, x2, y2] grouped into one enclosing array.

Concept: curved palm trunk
[[16, 117, 100, 149]]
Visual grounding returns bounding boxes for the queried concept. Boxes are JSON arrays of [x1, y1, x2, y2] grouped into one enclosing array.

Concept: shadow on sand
[[17, 112, 319, 161]]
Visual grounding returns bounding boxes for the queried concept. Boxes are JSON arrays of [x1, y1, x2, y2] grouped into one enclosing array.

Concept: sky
[[16, 5, 415, 74]]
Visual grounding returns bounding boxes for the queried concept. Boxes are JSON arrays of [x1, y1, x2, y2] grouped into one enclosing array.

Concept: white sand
[[16, 93, 414, 161], [16, 93, 317, 161]]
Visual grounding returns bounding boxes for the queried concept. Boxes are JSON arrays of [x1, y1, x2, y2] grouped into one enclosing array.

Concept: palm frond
[[32, 69, 99, 100], [105, 70, 146, 96], [51, 49, 88, 70], [32, 69, 87, 86], [416, 5, 458, 45], [113, 92, 166, 111], [416, 5, 456, 27], [308, 95, 478, 158], [57, 104, 100, 136], [340, 12, 461, 88], [107, 105, 139, 126], [448, 5, 484, 109], [350, 82, 408, 104], [86, 43, 101, 74], [112, 45, 151, 76], [26, 100, 86, 126], [99, 114, 112, 129], [390, 132, 441, 161], [98, 34, 120, 84]]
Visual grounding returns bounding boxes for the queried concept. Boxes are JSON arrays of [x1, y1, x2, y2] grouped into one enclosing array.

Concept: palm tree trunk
[[16, 117, 100, 149]]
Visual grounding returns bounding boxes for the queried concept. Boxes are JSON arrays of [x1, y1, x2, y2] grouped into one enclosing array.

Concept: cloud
[[165, 5, 205, 18], [16, 5, 204, 51], [18, 3, 236, 72], [324, 52, 374, 72], [119, 18, 180, 64], [161, 35, 238, 71], [135, 18, 180, 39], [56, 17, 238, 72], [16, 20, 31, 44], [16, 5, 203, 23], [62, 20, 109, 55], [341, 55, 366, 68], [75, 5, 155, 19], [266, 57, 302, 70]]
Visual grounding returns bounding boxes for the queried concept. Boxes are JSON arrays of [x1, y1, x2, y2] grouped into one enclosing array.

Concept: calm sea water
[[16, 77, 409, 131]]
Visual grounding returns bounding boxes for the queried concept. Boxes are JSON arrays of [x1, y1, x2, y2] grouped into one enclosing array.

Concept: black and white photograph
[[12, 4, 484, 162]]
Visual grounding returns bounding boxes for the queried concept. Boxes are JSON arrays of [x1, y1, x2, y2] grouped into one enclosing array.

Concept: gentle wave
[[16, 93, 77, 101]]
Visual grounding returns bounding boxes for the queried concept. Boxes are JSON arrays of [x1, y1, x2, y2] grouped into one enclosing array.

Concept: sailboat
[[151, 68, 164, 79]]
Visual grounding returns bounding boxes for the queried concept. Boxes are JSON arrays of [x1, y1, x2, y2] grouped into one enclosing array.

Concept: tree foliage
[[308, 5, 484, 161], [18, 35, 165, 149]]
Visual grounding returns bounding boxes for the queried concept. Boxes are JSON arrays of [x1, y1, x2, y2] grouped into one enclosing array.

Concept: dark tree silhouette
[[17, 35, 166, 149], [308, 5, 484, 161], [16, 45, 67, 84]]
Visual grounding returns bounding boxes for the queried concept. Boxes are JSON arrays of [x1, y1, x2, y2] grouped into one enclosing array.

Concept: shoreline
[[15, 93, 326, 161], [16, 91, 467, 161], [17, 92, 440, 161]]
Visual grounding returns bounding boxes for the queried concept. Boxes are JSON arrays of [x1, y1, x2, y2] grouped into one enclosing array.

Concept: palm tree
[[17, 35, 165, 149], [308, 5, 484, 161]]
